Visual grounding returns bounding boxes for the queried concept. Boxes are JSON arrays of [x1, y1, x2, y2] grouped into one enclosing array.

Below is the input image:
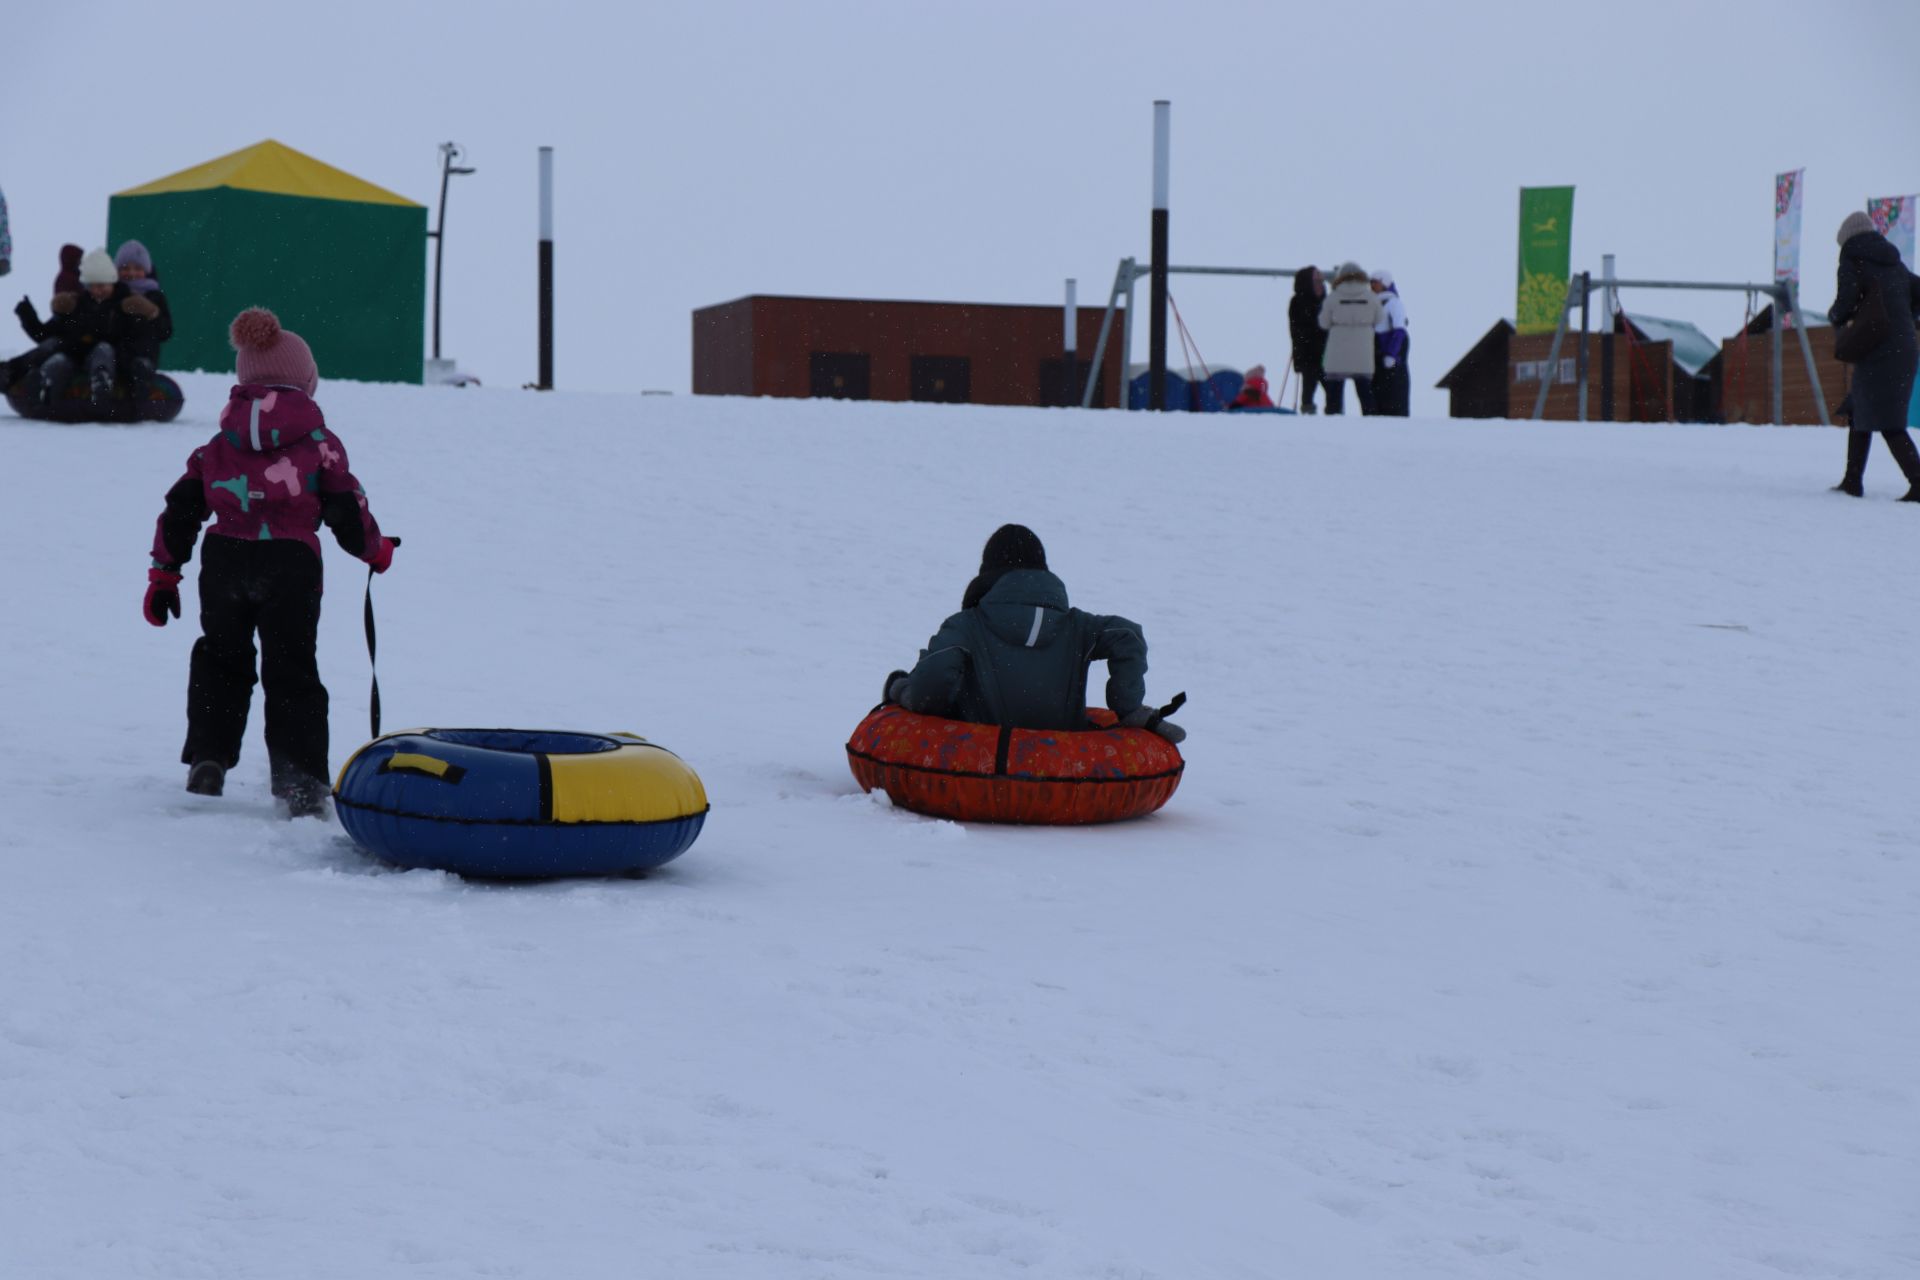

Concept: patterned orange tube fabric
[[845, 705, 1183, 825]]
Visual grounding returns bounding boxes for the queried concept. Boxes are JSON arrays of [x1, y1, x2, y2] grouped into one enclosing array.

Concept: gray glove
[[1119, 704, 1186, 744], [882, 669, 911, 706]]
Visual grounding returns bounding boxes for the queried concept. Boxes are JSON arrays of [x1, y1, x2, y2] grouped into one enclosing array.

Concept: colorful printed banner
[[1516, 187, 1575, 335], [1868, 195, 1917, 267], [1866, 194, 1918, 423], [1773, 169, 1804, 326]]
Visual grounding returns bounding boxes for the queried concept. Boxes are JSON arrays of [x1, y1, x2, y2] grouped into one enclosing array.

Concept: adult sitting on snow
[[881, 524, 1184, 742], [24, 248, 127, 410], [112, 240, 171, 406]]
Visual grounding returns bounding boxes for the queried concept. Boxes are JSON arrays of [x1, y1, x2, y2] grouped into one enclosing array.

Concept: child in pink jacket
[[144, 308, 396, 816]]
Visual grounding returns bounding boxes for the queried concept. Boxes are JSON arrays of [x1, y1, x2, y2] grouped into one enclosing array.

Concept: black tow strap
[[993, 724, 1014, 776], [363, 536, 400, 739], [1144, 691, 1187, 731]]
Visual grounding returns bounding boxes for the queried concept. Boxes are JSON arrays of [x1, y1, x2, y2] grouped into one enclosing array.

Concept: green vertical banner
[[1516, 186, 1576, 334]]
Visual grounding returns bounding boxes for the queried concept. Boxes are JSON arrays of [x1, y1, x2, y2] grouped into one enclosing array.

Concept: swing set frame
[[1081, 258, 1301, 408], [1529, 271, 1828, 425]]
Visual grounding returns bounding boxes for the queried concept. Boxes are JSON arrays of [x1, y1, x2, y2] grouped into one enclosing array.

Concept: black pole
[[537, 146, 554, 390], [1576, 271, 1591, 421], [1148, 101, 1170, 411], [1600, 320, 1616, 422], [432, 153, 450, 362], [538, 242, 553, 389], [428, 142, 474, 367]]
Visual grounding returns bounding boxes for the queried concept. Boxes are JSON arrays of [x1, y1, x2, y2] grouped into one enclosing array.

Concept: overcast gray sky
[[9, 0, 1918, 414]]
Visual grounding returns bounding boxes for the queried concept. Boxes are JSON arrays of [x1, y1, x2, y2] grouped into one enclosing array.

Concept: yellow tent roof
[[115, 139, 422, 208]]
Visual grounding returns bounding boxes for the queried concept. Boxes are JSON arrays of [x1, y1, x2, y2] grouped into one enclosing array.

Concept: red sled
[[845, 704, 1183, 825]]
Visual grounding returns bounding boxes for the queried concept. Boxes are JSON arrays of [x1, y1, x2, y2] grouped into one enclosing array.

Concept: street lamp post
[[428, 141, 476, 364]]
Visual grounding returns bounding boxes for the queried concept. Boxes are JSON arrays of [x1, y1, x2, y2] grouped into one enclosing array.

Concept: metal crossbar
[[1082, 260, 1301, 407], [1528, 275, 1826, 426]]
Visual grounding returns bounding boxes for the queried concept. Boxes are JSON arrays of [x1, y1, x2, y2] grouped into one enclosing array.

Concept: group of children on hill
[[147, 310, 1164, 820], [3, 241, 172, 410], [144, 218, 1920, 822]]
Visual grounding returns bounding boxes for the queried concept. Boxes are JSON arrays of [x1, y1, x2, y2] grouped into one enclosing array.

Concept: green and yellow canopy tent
[[107, 140, 426, 384]]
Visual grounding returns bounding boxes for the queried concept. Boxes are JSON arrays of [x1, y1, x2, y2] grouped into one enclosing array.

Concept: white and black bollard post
[[537, 146, 554, 391], [1148, 101, 1170, 412], [1063, 277, 1077, 406]]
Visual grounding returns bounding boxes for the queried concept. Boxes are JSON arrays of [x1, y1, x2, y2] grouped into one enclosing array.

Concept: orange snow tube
[[845, 705, 1183, 825]]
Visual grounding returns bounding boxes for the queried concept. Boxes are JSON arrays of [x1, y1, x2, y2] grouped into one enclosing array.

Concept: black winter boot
[[274, 769, 330, 819], [186, 759, 226, 796], [1882, 428, 1920, 494], [89, 367, 114, 412], [1834, 431, 1870, 496], [282, 777, 329, 819]]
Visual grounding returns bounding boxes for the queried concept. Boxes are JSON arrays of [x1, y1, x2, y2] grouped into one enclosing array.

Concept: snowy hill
[[2, 376, 1913, 1279]]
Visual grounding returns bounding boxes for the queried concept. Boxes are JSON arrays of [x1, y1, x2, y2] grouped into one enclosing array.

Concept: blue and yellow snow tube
[[333, 729, 708, 878]]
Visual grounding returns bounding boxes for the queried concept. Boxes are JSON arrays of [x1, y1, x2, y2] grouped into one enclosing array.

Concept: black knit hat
[[963, 524, 1048, 609], [980, 524, 1047, 572]]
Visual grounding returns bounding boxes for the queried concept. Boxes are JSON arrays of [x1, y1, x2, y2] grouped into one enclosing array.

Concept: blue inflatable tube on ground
[[1196, 369, 1244, 412], [334, 729, 709, 878]]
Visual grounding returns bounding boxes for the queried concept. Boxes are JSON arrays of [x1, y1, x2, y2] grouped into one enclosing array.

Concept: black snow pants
[[181, 535, 330, 791], [1327, 375, 1377, 416], [123, 354, 158, 405], [1296, 362, 1331, 413], [1374, 338, 1411, 416], [2, 338, 60, 391], [39, 342, 115, 394]]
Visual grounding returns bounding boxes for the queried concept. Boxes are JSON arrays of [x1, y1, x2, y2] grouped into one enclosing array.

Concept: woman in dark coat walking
[[1830, 211, 1920, 498]]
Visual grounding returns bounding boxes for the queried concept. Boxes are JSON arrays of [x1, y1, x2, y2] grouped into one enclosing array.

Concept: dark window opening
[[810, 352, 871, 400], [910, 355, 972, 404], [1039, 358, 1104, 408]]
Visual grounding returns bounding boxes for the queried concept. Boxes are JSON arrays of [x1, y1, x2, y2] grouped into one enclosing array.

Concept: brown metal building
[[1435, 320, 1515, 418], [1437, 315, 1719, 422], [692, 295, 1127, 408], [1713, 306, 1845, 425]]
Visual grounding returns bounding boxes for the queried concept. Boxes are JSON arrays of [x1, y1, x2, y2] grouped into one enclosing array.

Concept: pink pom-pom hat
[[230, 307, 318, 397]]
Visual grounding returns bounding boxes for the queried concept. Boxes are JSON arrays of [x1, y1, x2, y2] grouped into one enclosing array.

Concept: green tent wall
[[107, 141, 427, 385]]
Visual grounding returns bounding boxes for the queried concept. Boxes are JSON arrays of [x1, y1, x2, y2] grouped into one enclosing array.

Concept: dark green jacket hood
[[974, 569, 1071, 650], [901, 569, 1151, 731]]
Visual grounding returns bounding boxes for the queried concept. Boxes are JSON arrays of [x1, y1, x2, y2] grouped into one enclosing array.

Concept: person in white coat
[[1317, 262, 1382, 415]]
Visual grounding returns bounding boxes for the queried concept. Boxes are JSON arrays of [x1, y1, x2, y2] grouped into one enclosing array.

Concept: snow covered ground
[[2, 376, 1914, 1279]]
